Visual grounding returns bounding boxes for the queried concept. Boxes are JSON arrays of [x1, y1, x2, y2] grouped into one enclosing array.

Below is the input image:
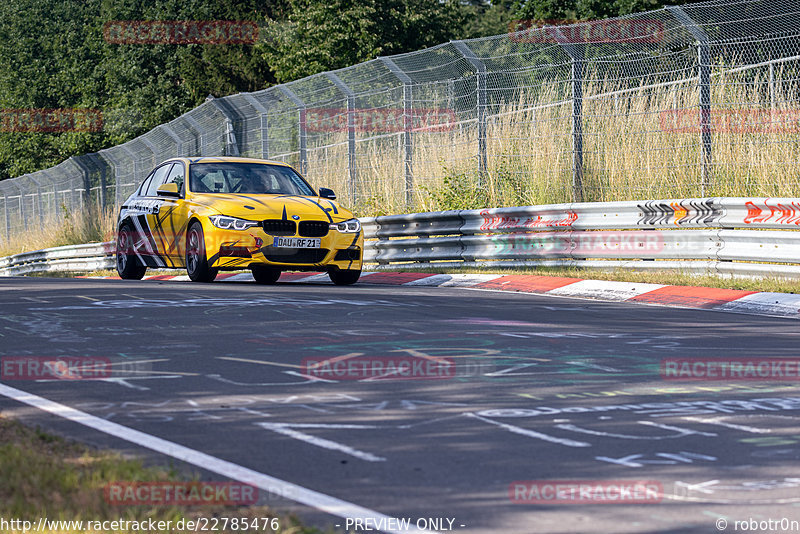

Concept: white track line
[[546, 280, 665, 301], [0, 383, 433, 534]]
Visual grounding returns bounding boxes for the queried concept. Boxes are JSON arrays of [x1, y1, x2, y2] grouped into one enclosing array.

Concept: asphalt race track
[[2, 276, 800, 533]]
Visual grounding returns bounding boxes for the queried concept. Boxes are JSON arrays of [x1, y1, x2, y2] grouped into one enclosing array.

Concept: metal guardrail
[[3, 197, 800, 278], [0, 242, 114, 276], [361, 197, 800, 278]]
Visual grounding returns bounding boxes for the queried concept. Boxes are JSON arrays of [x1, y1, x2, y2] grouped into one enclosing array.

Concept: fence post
[[160, 124, 184, 158], [28, 176, 44, 230], [243, 94, 270, 159], [137, 138, 159, 170], [11, 182, 27, 233], [39, 170, 54, 218], [181, 114, 205, 156], [571, 53, 585, 203], [2, 192, 8, 242], [50, 177, 59, 215], [452, 41, 487, 182], [552, 28, 585, 203], [380, 57, 415, 208], [78, 153, 109, 212], [278, 86, 308, 175], [70, 156, 92, 216], [121, 145, 140, 199], [769, 61, 776, 110], [99, 150, 124, 209], [448, 79, 455, 115], [72, 156, 97, 215], [205, 97, 241, 157], [668, 5, 712, 195], [326, 72, 358, 204], [94, 155, 108, 211]]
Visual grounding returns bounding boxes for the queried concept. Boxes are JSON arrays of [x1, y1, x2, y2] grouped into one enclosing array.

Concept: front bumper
[[204, 223, 364, 272]]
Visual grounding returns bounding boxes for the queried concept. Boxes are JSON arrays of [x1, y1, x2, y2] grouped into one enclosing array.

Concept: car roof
[[160, 156, 293, 167]]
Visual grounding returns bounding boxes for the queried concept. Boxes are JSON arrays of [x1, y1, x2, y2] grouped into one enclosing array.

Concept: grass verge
[[0, 415, 321, 533]]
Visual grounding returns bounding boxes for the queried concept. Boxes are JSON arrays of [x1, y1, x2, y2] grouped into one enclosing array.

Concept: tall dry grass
[[304, 67, 800, 216], [0, 204, 116, 258]]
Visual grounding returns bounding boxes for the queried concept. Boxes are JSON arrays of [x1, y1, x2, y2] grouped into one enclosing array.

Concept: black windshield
[[189, 163, 315, 196]]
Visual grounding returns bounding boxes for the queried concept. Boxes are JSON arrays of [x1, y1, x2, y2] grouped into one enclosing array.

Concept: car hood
[[188, 193, 351, 222]]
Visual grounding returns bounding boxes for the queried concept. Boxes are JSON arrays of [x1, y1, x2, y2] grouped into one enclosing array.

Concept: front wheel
[[252, 265, 281, 284], [186, 222, 218, 283], [116, 224, 147, 280], [329, 269, 361, 285]]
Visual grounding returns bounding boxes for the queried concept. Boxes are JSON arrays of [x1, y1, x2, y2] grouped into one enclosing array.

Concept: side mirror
[[157, 183, 180, 197], [319, 187, 336, 200]]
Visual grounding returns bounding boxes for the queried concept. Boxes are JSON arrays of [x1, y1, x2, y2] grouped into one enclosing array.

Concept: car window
[[189, 163, 315, 196], [143, 164, 173, 197], [164, 162, 185, 197], [137, 170, 156, 196]]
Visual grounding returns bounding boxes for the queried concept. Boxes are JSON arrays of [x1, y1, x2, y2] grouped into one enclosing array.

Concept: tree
[[0, 0, 107, 179], [512, 0, 712, 22], [513, 0, 577, 21], [260, 0, 462, 83], [0, 0, 282, 180], [459, 0, 518, 39]]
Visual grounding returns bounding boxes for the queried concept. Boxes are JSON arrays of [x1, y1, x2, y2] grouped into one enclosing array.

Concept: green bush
[[422, 166, 490, 211]]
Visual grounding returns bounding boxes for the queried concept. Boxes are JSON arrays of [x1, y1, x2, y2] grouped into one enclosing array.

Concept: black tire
[[186, 222, 218, 283], [329, 269, 361, 285], [116, 223, 147, 280], [252, 265, 281, 284]]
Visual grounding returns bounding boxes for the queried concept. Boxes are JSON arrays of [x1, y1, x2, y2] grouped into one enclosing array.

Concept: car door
[[156, 162, 190, 266], [139, 163, 174, 266]]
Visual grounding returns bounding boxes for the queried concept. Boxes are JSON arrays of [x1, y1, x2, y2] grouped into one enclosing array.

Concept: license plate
[[272, 237, 321, 248]]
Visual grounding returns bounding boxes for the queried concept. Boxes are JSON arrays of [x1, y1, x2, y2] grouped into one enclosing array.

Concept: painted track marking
[[0, 383, 434, 534]]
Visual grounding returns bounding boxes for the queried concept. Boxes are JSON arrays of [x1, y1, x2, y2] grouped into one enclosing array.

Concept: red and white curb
[[81, 272, 800, 320]]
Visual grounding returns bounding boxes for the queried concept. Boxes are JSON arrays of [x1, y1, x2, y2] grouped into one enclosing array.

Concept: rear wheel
[[251, 265, 281, 284], [186, 222, 218, 282], [116, 223, 147, 280], [329, 269, 361, 285]]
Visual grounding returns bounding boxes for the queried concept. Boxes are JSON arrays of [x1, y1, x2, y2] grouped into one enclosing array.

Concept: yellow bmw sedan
[[115, 157, 363, 284]]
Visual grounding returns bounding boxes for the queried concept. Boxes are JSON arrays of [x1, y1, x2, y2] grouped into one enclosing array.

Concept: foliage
[[422, 166, 490, 211], [459, 0, 518, 39], [0, 0, 712, 181], [512, 0, 710, 21], [259, 0, 463, 83], [0, 0, 281, 180]]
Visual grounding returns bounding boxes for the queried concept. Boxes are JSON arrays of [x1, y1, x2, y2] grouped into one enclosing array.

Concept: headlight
[[209, 215, 259, 231], [330, 218, 361, 233]]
